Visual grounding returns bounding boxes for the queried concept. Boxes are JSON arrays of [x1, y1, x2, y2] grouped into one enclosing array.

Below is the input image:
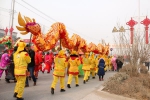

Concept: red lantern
[[9, 26, 14, 38], [141, 16, 150, 44], [4, 27, 8, 36], [126, 18, 138, 44]]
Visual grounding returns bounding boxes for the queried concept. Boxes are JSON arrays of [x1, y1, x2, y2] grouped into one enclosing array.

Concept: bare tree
[[113, 25, 150, 68]]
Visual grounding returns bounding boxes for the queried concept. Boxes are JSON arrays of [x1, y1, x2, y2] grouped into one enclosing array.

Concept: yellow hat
[[71, 50, 78, 55], [58, 50, 65, 57], [17, 41, 26, 53], [14, 38, 24, 47]]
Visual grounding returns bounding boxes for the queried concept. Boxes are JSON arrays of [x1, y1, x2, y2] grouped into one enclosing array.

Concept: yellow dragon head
[[16, 12, 41, 36]]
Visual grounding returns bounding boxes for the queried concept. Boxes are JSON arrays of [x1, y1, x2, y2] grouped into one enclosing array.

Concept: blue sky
[[0, 0, 150, 45]]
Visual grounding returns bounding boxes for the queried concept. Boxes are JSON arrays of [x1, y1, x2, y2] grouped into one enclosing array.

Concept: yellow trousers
[[88, 69, 95, 77], [105, 65, 112, 71], [83, 70, 90, 81], [95, 67, 98, 74], [67, 74, 78, 85], [104, 65, 108, 71], [51, 76, 65, 89], [14, 76, 26, 98]]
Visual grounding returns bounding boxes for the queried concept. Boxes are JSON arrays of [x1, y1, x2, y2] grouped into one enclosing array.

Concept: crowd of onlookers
[[0, 45, 55, 85]]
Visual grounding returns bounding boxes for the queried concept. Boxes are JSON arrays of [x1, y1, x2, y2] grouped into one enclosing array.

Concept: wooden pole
[[60, 39, 62, 50], [29, 33, 32, 46]]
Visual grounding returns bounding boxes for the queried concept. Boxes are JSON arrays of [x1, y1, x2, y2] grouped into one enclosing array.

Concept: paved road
[[0, 70, 116, 100]]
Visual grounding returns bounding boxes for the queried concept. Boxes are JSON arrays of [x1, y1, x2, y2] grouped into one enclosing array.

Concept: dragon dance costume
[[67, 50, 80, 88], [88, 53, 96, 79], [82, 53, 91, 84], [13, 41, 31, 100], [51, 50, 68, 94]]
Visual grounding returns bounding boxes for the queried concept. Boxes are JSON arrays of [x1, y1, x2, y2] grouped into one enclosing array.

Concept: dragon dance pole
[[29, 33, 32, 46], [60, 39, 62, 50]]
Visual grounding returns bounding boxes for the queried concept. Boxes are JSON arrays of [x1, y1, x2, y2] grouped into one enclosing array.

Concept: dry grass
[[119, 64, 139, 77], [103, 64, 150, 100]]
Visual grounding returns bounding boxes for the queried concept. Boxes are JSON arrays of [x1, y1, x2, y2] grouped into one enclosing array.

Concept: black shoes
[[5, 79, 10, 83], [76, 84, 79, 87], [51, 88, 65, 94], [83, 80, 86, 84], [13, 92, 24, 100], [16, 97, 24, 100], [92, 77, 95, 79], [51, 88, 54, 94], [60, 89, 66, 92], [67, 84, 71, 88], [13, 92, 18, 98]]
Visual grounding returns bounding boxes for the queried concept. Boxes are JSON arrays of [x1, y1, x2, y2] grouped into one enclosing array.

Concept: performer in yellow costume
[[13, 41, 31, 100], [51, 50, 67, 94], [67, 50, 80, 88], [88, 53, 96, 79], [108, 56, 113, 71], [105, 56, 112, 71], [82, 52, 91, 84]]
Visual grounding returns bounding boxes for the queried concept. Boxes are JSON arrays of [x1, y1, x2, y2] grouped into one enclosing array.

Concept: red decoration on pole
[[9, 26, 14, 39], [141, 16, 150, 44], [4, 27, 8, 36], [126, 18, 138, 44]]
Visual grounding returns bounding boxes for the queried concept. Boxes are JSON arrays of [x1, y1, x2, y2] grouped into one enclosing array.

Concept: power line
[[20, 0, 100, 41], [15, 1, 54, 23], [15, 1, 55, 29], [22, 0, 57, 22]]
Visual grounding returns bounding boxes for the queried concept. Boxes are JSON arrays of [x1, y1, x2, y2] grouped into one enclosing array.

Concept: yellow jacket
[[14, 52, 31, 76], [96, 57, 100, 67], [90, 58, 96, 69], [68, 57, 80, 75], [82, 57, 91, 71], [105, 57, 109, 66], [108, 57, 112, 66], [53, 57, 67, 77]]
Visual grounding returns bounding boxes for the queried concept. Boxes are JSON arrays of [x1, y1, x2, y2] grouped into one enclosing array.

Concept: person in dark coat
[[97, 59, 105, 81], [116, 57, 123, 72], [5, 46, 18, 83], [25, 44, 36, 87]]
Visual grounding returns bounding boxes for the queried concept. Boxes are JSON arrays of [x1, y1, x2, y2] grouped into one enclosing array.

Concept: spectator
[[0, 49, 10, 82], [25, 44, 36, 87], [116, 56, 123, 72], [97, 59, 105, 81]]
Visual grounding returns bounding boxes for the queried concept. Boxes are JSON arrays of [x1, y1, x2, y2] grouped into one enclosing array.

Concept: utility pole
[[9, 0, 13, 28], [11, 0, 15, 28]]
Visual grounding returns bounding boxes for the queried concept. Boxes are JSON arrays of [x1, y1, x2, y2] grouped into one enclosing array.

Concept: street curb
[[96, 86, 136, 100]]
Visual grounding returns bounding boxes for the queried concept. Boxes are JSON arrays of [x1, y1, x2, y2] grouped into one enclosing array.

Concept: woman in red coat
[[34, 51, 40, 79], [42, 52, 53, 73], [38, 51, 43, 71]]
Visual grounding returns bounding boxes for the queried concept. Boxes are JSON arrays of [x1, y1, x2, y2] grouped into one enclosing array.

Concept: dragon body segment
[[16, 13, 87, 51], [16, 13, 109, 55]]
